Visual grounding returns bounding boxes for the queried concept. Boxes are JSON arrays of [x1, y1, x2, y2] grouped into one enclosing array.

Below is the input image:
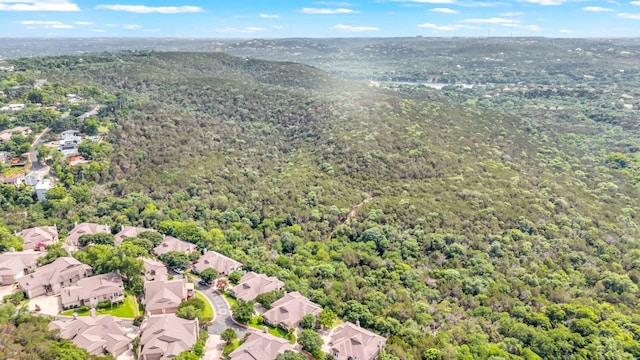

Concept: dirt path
[[326, 193, 372, 240]]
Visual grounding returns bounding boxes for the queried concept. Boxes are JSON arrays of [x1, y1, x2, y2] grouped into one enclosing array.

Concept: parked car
[[172, 268, 184, 275]]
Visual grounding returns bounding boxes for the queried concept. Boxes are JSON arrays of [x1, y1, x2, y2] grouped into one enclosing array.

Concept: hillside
[[4, 50, 640, 359]]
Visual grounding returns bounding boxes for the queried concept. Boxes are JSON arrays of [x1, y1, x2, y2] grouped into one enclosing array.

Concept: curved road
[[199, 286, 248, 336]]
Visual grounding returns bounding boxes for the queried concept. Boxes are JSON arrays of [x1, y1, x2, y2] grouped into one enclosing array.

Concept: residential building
[[115, 226, 154, 245], [152, 235, 196, 256], [231, 272, 284, 302], [140, 257, 168, 282], [17, 225, 59, 250], [23, 172, 39, 187], [60, 272, 125, 309], [1, 174, 23, 186], [143, 278, 190, 315], [263, 291, 322, 330], [139, 314, 198, 360], [17, 257, 93, 298], [59, 130, 82, 146], [65, 222, 111, 247], [191, 250, 242, 276], [34, 179, 53, 201], [229, 331, 295, 360], [0, 251, 45, 285], [49, 315, 132, 357], [326, 322, 387, 360], [0, 126, 31, 143]]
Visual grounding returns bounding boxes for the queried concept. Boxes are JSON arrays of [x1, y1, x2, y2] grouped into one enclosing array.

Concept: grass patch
[[247, 317, 296, 344], [223, 292, 238, 309], [222, 340, 239, 356], [59, 295, 138, 318], [195, 291, 214, 320]]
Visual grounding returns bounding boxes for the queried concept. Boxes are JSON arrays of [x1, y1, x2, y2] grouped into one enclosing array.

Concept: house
[[140, 257, 168, 282], [326, 322, 387, 360], [17, 225, 59, 250], [152, 235, 196, 256], [59, 144, 79, 157], [59, 130, 82, 146], [139, 314, 198, 360], [115, 226, 154, 245], [0, 126, 31, 143], [17, 257, 93, 298], [34, 179, 53, 201], [229, 331, 295, 360], [1, 174, 23, 186], [143, 278, 191, 315], [68, 155, 89, 167], [263, 291, 322, 330], [191, 250, 242, 276], [231, 272, 285, 302], [0, 251, 45, 285], [65, 222, 111, 247], [49, 315, 132, 357], [60, 272, 125, 309]]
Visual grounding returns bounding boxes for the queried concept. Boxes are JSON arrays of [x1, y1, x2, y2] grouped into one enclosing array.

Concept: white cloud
[[301, 7, 360, 14], [520, 0, 565, 5], [583, 6, 614, 11], [418, 23, 478, 30], [523, 24, 542, 30], [259, 13, 280, 18], [214, 26, 266, 33], [18, 20, 74, 28], [92, 29, 106, 32], [314, 1, 353, 5], [0, 0, 79, 11], [430, 7, 459, 13], [19, 20, 62, 25], [618, 12, 640, 18], [74, 21, 94, 25], [331, 24, 379, 31], [122, 24, 142, 29], [393, 0, 455, 3], [95, 4, 203, 14], [631, 1, 640, 5], [465, 17, 519, 24], [458, 1, 502, 7], [501, 11, 524, 16]]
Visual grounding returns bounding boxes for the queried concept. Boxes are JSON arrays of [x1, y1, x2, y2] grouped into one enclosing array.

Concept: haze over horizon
[[0, 0, 639, 39]]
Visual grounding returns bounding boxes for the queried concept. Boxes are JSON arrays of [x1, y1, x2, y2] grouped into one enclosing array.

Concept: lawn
[[59, 295, 139, 318], [247, 317, 296, 344], [223, 292, 238, 309], [195, 291, 214, 321], [222, 340, 239, 356]]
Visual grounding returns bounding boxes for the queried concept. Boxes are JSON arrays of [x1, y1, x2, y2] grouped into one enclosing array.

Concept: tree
[[159, 251, 190, 269], [318, 308, 337, 329], [232, 300, 255, 323], [45, 186, 67, 200], [256, 290, 283, 309], [176, 305, 199, 320], [298, 329, 323, 353], [228, 270, 242, 284], [37, 243, 68, 265], [0, 226, 23, 253], [276, 350, 308, 360], [172, 351, 199, 360], [199, 268, 219, 283], [221, 328, 237, 344], [78, 233, 115, 246], [300, 314, 316, 329]]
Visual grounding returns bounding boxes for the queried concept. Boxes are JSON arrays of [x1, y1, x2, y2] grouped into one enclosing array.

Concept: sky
[[0, 0, 639, 38]]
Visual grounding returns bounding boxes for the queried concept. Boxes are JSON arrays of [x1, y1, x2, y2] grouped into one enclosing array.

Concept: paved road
[[27, 127, 51, 178], [200, 286, 247, 336]]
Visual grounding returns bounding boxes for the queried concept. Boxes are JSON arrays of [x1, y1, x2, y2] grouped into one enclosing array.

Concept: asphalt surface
[[199, 285, 248, 336]]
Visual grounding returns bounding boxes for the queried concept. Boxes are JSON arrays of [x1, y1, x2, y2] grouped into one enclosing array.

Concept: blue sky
[[0, 0, 639, 38]]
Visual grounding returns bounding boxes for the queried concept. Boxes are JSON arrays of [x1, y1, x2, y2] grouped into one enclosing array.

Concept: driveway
[[29, 294, 60, 315], [201, 288, 247, 337]]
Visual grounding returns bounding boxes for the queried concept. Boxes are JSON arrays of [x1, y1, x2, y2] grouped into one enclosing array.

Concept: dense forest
[[2, 46, 640, 359]]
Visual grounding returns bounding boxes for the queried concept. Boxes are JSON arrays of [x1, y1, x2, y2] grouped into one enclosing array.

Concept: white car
[[172, 268, 184, 274]]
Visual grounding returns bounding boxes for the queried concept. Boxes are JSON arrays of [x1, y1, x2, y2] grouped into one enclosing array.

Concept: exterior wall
[[0, 274, 16, 285]]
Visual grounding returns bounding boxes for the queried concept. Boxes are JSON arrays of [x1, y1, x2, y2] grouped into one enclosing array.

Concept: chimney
[[355, 320, 360, 327], [73, 312, 78, 320], [90, 308, 96, 318]]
